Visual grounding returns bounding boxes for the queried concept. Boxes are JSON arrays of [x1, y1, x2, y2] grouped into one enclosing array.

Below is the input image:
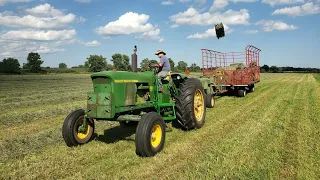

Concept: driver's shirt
[[159, 55, 171, 72]]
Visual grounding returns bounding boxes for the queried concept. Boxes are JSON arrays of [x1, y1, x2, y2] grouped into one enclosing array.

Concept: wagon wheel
[[249, 84, 255, 93], [238, 89, 246, 97]]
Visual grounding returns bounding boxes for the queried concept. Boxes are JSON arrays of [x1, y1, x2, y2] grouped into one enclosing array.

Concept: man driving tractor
[[153, 49, 171, 91]]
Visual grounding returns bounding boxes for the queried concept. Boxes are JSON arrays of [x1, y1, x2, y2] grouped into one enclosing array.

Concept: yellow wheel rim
[[194, 89, 205, 121], [151, 124, 162, 148], [77, 121, 90, 139], [211, 96, 214, 106]]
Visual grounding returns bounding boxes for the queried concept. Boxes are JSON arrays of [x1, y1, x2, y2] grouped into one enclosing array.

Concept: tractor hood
[[90, 71, 154, 83]]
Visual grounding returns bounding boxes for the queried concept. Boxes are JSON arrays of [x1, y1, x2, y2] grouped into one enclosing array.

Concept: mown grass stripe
[[0, 75, 280, 179]]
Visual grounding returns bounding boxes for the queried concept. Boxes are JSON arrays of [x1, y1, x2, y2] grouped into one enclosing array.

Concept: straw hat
[[155, 49, 166, 55]]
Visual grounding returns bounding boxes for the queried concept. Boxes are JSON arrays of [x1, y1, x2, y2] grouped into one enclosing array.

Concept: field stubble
[[0, 73, 319, 179]]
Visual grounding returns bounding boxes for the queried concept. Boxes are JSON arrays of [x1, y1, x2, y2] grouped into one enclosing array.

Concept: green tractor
[[62, 46, 216, 157]]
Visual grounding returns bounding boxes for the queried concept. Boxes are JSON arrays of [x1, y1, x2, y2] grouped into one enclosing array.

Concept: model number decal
[[114, 80, 139, 83]]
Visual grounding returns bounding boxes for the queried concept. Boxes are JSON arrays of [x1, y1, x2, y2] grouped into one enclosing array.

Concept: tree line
[[0, 52, 200, 74], [260, 64, 320, 73], [1, 52, 319, 74]]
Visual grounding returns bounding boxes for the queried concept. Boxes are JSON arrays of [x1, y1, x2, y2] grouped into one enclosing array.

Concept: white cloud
[[161, 0, 174, 5], [85, 40, 101, 47], [95, 12, 164, 42], [36, 45, 65, 54], [272, 2, 320, 16], [0, 29, 76, 41], [25, 3, 64, 17], [0, 0, 32, 6], [74, 0, 92, 3], [262, 0, 304, 6], [187, 24, 233, 39], [256, 20, 298, 31], [77, 16, 87, 23], [135, 29, 164, 42], [180, 0, 191, 2], [0, 3, 82, 59], [209, 0, 257, 12], [245, 29, 258, 34], [169, 7, 250, 27], [0, 4, 76, 29], [0, 40, 69, 59]]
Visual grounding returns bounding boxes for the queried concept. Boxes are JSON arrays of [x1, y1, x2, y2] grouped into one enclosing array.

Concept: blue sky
[[0, 0, 319, 68]]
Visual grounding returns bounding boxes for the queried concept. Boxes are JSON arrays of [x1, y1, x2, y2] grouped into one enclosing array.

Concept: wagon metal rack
[[201, 45, 261, 97]]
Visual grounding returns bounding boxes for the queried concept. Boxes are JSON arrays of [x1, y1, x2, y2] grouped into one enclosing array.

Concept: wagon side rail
[[245, 45, 261, 67], [201, 49, 247, 76]]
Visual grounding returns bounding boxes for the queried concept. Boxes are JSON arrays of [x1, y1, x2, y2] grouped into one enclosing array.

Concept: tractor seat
[[163, 71, 172, 81]]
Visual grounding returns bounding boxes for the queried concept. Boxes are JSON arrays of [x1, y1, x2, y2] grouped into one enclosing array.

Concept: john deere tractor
[[62, 46, 216, 157]]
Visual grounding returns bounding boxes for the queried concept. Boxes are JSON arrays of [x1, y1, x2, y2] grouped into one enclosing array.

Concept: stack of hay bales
[[215, 63, 247, 84], [216, 63, 246, 71]]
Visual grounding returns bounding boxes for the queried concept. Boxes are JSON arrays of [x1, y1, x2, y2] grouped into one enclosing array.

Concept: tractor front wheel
[[175, 78, 206, 130], [205, 93, 215, 108], [62, 109, 95, 147], [135, 112, 166, 157]]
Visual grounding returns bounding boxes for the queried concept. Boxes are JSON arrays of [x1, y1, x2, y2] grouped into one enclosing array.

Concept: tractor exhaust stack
[[132, 45, 138, 72]]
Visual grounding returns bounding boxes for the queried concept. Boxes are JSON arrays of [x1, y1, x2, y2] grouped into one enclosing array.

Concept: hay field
[[0, 73, 319, 179]]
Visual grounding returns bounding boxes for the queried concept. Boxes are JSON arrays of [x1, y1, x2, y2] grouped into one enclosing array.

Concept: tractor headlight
[[177, 75, 181, 80]]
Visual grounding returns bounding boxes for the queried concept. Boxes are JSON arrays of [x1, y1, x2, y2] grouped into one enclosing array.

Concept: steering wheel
[[149, 63, 159, 73]]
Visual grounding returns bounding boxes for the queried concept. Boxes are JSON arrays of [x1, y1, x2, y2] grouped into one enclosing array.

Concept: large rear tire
[[135, 112, 166, 157], [62, 109, 95, 147], [175, 78, 206, 130]]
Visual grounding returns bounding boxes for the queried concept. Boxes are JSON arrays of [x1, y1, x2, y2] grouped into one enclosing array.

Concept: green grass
[[313, 73, 320, 83], [0, 73, 319, 179]]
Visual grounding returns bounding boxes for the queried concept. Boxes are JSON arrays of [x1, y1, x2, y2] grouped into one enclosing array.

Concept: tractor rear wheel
[[175, 78, 206, 130], [62, 109, 95, 147], [135, 112, 166, 157], [205, 93, 215, 108]]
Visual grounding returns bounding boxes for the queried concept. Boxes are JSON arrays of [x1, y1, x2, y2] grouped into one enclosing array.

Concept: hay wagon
[[201, 45, 261, 97]]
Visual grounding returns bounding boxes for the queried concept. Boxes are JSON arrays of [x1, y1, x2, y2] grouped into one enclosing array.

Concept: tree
[[168, 58, 175, 70], [269, 66, 279, 73], [177, 61, 188, 71], [59, 63, 67, 68], [150, 60, 158, 65], [111, 53, 130, 71], [261, 64, 269, 72], [189, 63, 200, 72], [0, 58, 20, 74], [87, 55, 109, 72], [140, 58, 150, 71], [25, 52, 44, 73], [84, 61, 89, 68]]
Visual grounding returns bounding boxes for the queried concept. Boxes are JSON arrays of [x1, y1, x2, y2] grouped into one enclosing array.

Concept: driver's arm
[[158, 57, 165, 67]]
